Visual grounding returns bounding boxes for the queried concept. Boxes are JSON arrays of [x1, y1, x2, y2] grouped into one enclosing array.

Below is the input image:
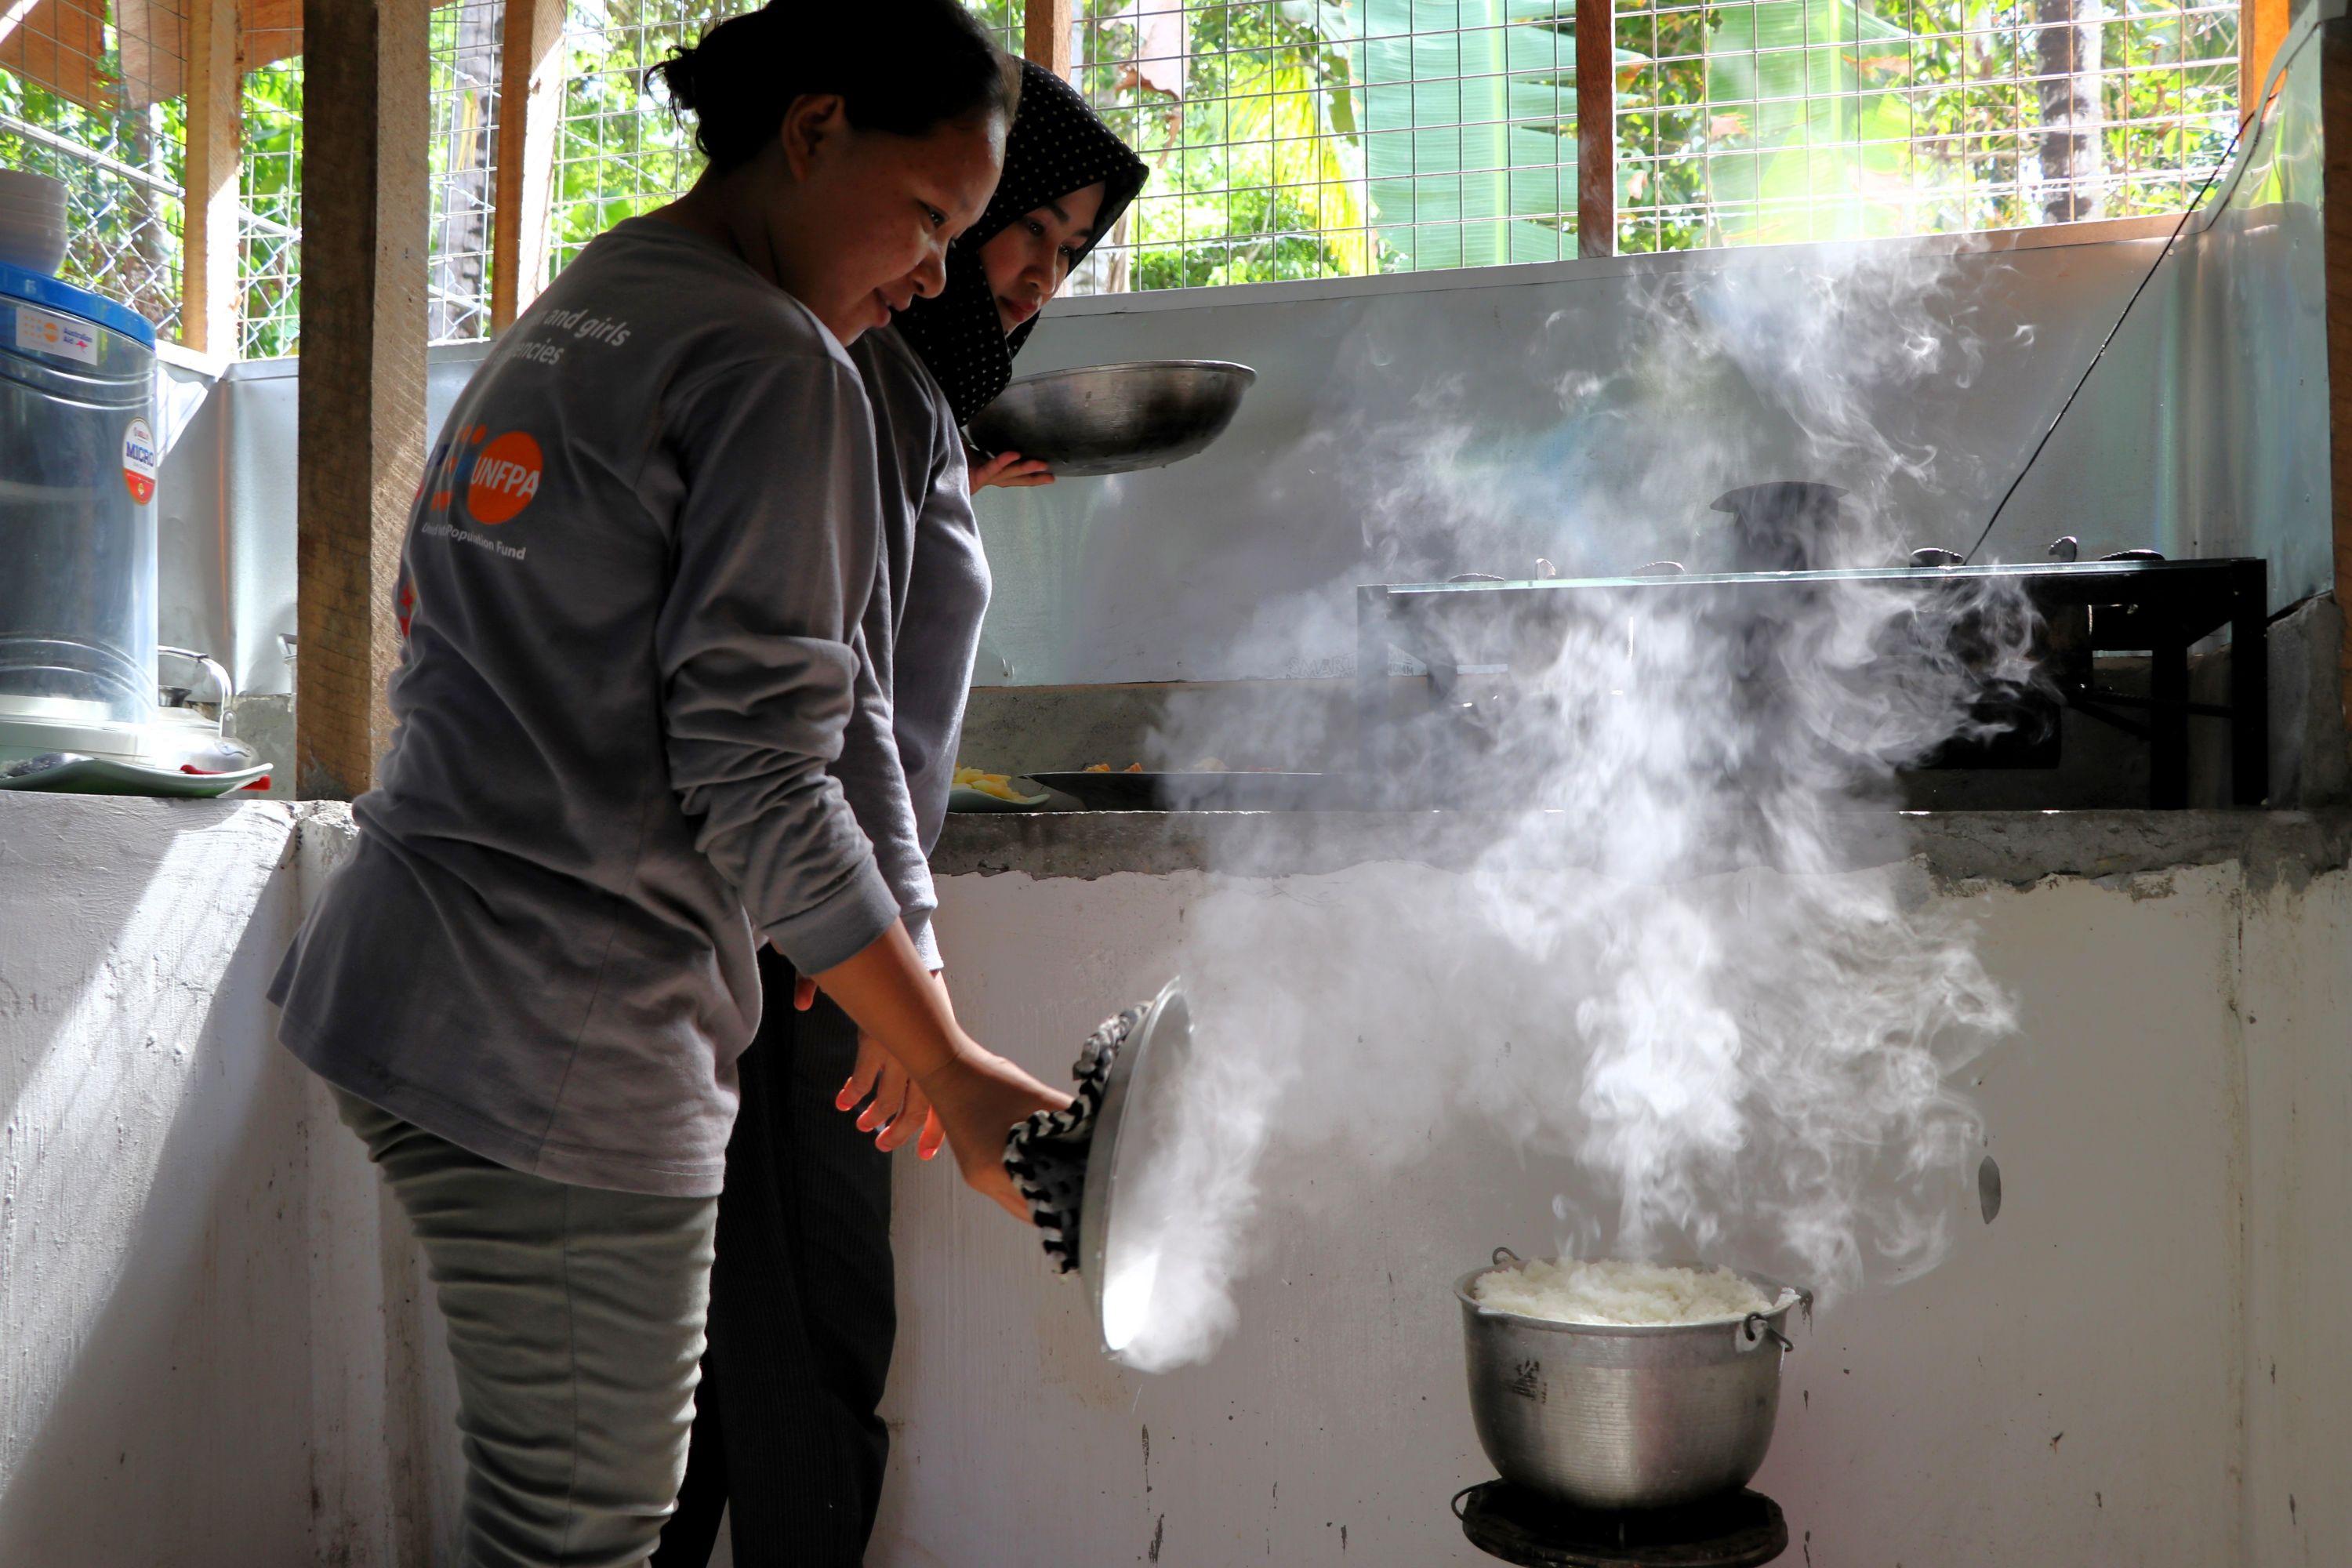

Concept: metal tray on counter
[[1028, 771, 1337, 811]]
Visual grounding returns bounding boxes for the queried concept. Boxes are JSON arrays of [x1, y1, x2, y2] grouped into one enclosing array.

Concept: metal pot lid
[[1078, 976, 1193, 1362]]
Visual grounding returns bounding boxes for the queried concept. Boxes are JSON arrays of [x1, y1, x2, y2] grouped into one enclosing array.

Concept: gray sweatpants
[[333, 1087, 720, 1568]]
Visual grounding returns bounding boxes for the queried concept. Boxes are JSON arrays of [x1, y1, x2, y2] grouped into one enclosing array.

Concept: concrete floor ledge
[[5, 794, 2344, 892], [931, 805, 2352, 887]]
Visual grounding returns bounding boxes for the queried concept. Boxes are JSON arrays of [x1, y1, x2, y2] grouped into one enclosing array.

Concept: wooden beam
[[238, 0, 305, 70], [295, 0, 431, 799], [117, 0, 188, 106], [179, 0, 241, 354], [1575, 0, 1613, 259], [0, 0, 113, 109], [2242, 0, 2292, 129], [490, 0, 566, 331], [2325, 20, 2352, 748], [1023, 0, 1072, 77]]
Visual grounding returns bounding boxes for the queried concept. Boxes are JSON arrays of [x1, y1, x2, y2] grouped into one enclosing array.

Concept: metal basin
[[964, 359, 1256, 477], [1456, 1250, 1809, 1511]]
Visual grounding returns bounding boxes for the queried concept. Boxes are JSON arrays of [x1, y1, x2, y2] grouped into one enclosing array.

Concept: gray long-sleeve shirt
[[270, 218, 901, 1197], [835, 326, 992, 969]]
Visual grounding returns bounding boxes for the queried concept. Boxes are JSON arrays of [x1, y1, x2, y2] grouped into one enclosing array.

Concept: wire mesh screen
[[1069, 0, 1388, 289], [1610, 0, 2241, 252], [239, 60, 302, 358], [539, 0, 2236, 295], [546, 0, 735, 279], [240, 5, 508, 358], [1072, 0, 2237, 284], [965, 0, 1027, 55], [0, 2, 185, 336], [430, 0, 504, 340]]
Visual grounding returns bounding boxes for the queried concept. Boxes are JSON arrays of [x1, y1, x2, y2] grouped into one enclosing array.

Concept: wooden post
[[179, 0, 241, 354], [490, 0, 567, 331], [295, 0, 432, 799], [2243, 0, 2292, 129], [1576, 0, 1613, 258], [1023, 0, 1072, 76], [2326, 20, 2352, 747]]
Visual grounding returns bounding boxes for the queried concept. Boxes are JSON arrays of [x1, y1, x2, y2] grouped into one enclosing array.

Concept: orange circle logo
[[466, 430, 543, 524]]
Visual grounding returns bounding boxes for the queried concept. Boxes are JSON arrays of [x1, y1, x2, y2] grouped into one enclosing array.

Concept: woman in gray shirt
[[268, 5, 1066, 1563], [655, 61, 1149, 1567]]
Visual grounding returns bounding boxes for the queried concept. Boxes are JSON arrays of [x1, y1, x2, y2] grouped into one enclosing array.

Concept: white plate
[[0, 753, 272, 797], [947, 776, 1053, 812]]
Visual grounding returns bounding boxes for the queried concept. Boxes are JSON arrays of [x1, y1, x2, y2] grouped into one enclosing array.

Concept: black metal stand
[[2038, 557, 2267, 808], [1454, 1483, 1788, 1568]]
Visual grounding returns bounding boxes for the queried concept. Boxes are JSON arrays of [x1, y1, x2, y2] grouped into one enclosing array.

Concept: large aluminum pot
[[1456, 1248, 1810, 1511]]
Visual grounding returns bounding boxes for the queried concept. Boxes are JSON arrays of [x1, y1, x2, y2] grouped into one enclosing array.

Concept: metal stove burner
[[1454, 1483, 1788, 1568]]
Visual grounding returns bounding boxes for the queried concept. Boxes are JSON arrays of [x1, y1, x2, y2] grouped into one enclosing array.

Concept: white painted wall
[[882, 857, 2352, 1567], [2, 791, 2345, 1566], [0, 798, 310, 1566], [0, 797, 459, 1567], [2238, 859, 2352, 1567]]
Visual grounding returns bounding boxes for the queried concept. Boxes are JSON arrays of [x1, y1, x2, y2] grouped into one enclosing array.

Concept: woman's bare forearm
[[812, 923, 1069, 1217], [811, 922, 971, 1079]]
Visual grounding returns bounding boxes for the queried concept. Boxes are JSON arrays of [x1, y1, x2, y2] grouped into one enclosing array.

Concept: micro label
[[122, 417, 158, 504], [15, 304, 97, 365]]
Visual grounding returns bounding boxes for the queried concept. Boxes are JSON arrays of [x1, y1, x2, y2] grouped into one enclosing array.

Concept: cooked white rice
[[1472, 1257, 1772, 1326]]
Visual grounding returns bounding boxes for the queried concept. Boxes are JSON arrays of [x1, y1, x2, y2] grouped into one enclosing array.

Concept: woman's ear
[[778, 93, 850, 180]]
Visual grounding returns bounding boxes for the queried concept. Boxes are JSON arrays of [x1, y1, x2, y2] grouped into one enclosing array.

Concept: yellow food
[[1083, 763, 1112, 773], [953, 765, 1035, 802]]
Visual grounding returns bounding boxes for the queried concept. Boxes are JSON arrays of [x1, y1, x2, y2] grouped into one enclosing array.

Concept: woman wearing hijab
[[653, 61, 1148, 1568], [269, 5, 1072, 1563]]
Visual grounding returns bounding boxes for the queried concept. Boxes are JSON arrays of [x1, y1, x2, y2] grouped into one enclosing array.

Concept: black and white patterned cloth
[[1002, 1000, 1150, 1273], [894, 60, 1150, 425]]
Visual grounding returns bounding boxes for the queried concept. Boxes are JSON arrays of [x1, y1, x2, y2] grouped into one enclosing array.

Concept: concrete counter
[[933, 805, 2352, 887], [5, 789, 2349, 1566]]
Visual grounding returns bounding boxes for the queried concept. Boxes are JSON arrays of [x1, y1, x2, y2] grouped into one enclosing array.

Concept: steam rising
[[1108, 240, 2032, 1372]]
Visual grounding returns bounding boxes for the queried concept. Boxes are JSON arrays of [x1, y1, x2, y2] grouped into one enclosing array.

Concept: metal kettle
[[1712, 481, 1852, 572]]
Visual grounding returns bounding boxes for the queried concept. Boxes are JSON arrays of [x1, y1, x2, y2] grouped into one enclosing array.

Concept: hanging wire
[[1959, 106, 2253, 564]]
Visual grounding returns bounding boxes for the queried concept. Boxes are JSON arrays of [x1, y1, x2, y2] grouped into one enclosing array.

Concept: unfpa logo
[[463, 429, 543, 525]]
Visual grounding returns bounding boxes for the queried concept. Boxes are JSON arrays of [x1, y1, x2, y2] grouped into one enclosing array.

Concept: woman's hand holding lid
[[920, 1043, 1070, 1216]]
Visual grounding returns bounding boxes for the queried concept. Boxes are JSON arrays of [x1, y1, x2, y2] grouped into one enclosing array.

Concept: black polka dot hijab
[[893, 60, 1150, 425]]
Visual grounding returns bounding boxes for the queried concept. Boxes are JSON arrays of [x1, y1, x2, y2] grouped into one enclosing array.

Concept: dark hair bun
[[652, 0, 1011, 171], [651, 45, 700, 113]]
